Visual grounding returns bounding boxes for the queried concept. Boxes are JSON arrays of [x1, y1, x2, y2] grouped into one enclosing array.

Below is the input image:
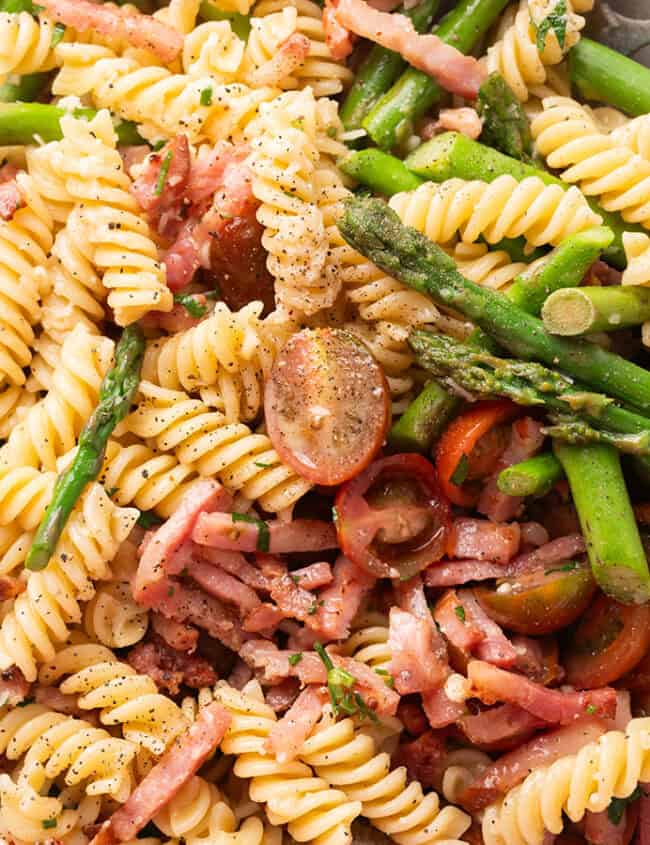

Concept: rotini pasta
[[622, 232, 650, 285], [183, 20, 246, 81], [154, 775, 236, 839], [482, 717, 650, 845], [83, 579, 148, 649], [0, 12, 59, 82], [611, 115, 650, 160], [340, 625, 391, 672]]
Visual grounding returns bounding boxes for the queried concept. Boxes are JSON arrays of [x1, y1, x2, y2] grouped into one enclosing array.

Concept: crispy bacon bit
[[265, 685, 327, 763], [398, 697, 429, 736], [270, 573, 319, 625], [134, 480, 231, 607], [422, 685, 466, 729], [228, 659, 254, 691], [90, 703, 231, 845], [389, 607, 448, 695], [519, 521, 549, 549], [394, 730, 447, 787], [459, 717, 607, 812], [0, 575, 25, 600], [322, 1, 356, 60], [422, 108, 484, 141], [131, 136, 191, 238], [157, 582, 248, 652], [511, 635, 564, 687], [187, 558, 261, 616], [458, 703, 546, 750], [40, 0, 183, 63], [458, 590, 517, 668], [199, 548, 273, 593], [243, 603, 286, 634], [434, 590, 484, 656], [311, 557, 375, 641], [141, 297, 212, 333], [0, 667, 30, 707], [248, 33, 310, 87], [127, 634, 217, 695], [585, 809, 629, 845], [332, 0, 486, 99], [467, 661, 617, 724], [478, 418, 545, 523], [424, 559, 505, 588], [0, 179, 23, 221], [291, 562, 334, 590], [193, 513, 338, 554], [507, 534, 586, 575], [151, 613, 199, 653], [447, 518, 520, 564]]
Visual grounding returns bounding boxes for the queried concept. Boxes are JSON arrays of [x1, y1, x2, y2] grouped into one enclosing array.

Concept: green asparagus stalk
[[362, 0, 509, 150], [507, 227, 614, 316], [0, 73, 48, 104], [0, 102, 144, 145], [497, 453, 564, 498], [405, 132, 644, 268], [570, 38, 650, 118], [26, 326, 145, 572], [340, 0, 440, 134], [542, 286, 650, 336], [553, 441, 650, 604], [389, 379, 460, 452], [199, 0, 250, 39], [340, 149, 424, 196], [476, 73, 532, 162], [337, 196, 650, 413], [409, 331, 650, 454]]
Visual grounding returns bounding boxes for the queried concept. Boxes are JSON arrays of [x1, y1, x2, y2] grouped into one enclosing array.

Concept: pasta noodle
[[0, 12, 59, 82], [83, 580, 148, 649], [154, 775, 236, 840], [183, 20, 246, 81], [611, 115, 650, 161]]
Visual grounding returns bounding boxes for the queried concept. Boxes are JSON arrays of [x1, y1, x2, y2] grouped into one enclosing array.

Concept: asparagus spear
[[340, 0, 440, 134], [362, 0, 509, 150], [405, 132, 643, 268], [497, 453, 564, 498], [553, 442, 650, 604], [26, 326, 145, 572], [337, 197, 650, 413], [199, 0, 250, 39], [0, 102, 144, 145], [570, 38, 650, 118], [389, 379, 460, 452], [340, 149, 424, 196], [476, 73, 532, 162], [542, 286, 650, 336], [0, 73, 48, 103]]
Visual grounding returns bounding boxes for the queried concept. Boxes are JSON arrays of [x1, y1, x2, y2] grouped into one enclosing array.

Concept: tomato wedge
[[435, 400, 520, 507], [265, 328, 390, 486], [335, 454, 451, 579], [563, 594, 650, 688]]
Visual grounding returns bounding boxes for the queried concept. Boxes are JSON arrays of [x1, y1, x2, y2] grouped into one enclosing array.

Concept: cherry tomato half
[[435, 400, 520, 507], [475, 563, 596, 636], [563, 594, 650, 688], [335, 453, 451, 579], [265, 328, 390, 486]]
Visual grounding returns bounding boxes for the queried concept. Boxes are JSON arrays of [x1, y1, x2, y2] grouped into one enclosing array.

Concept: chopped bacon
[[249, 33, 310, 87], [459, 590, 517, 668], [40, 0, 183, 63], [511, 635, 564, 687], [424, 559, 505, 587], [193, 513, 338, 554], [394, 730, 447, 788], [270, 574, 319, 624], [311, 557, 375, 641], [322, 2, 356, 60], [265, 678, 300, 712], [458, 703, 546, 750], [0, 575, 25, 601], [127, 634, 217, 695], [447, 518, 520, 564], [141, 297, 212, 333], [467, 661, 617, 724], [422, 685, 466, 728], [227, 659, 254, 691], [478, 418, 545, 523], [265, 685, 327, 763], [292, 562, 334, 590], [434, 590, 484, 656], [459, 717, 607, 812], [0, 163, 18, 183], [131, 135, 191, 238], [120, 145, 150, 175], [0, 179, 23, 221], [199, 548, 273, 593], [398, 697, 429, 736], [507, 534, 586, 575], [585, 809, 628, 845], [389, 607, 448, 694], [333, 0, 486, 99], [157, 582, 248, 652], [151, 613, 199, 653], [35, 686, 98, 722], [0, 668, 30, 707], [186, 558, 261, 616], [422, 108, 484, 141], [243, 603, 286, 634], [134, 480, 231, 607], [519, 521, 550, 549], [90, 703, 230, 845]]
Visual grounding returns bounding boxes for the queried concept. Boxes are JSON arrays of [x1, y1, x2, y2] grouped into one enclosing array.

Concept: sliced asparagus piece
[[0, 102, 143, 145], [497, 453, 564, 498], [542, 286, 650, 336], [389, 379, 460, 452], [570, 38, 650, 118]]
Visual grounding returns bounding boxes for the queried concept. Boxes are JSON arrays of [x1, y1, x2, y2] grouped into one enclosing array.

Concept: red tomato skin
[[335, 453, 451, 579], [265, 329, 390, 487]]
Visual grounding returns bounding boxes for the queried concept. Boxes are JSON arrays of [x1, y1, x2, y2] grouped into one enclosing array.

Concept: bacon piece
[[434, 590, 484, 656], [394, 730, 447, 788], [243, 603, 286, 634], [270, 574, 319, 624], [311, 557, 375, 641], [447, 518, 520, 564], [120, 145, 150, 175], [186, 558, 261, 616], [265, 678, 300, 712], [389, 607, 448, 695], [157, 582, 248, 652], [511, 635, 564, 687], [0, 667, 30, 707], [131, 135, 191, 238], [0, 179, 23, 221], [333, 0, 486, 99], [422, 108, 484, 141], [199, 548, 273, 592], [459, 717, 607, 812], [458, 703, 546, 749], [291, 562, 333, 590], [424, 559, 505, 587], [585, 809, 628, 845], [193, 513, 338, 554], [35, 686, 98, 722], [90, 703, 230, 845], [637, 790, 650, 845], [141, 297, 211, 333], [0, 163, 18, 183], [398, 698, 428, 736], [322, 2, 356, 60], [519, 521, 549, 549], [265, 685, 327, 763], [0, 575, 25, 601], [467, 661, 617, 724], [478, 418, 545, 523], [249, 33, 310, 87], [134, 480, 231, 607], [422, 685, 466, 729], [228, 659, 254, 690], [40, 0, 183, 63], [507, 534, 586, 575], [459, 590, 517, 668], [127, 634, 217, 695], [151, 613, 199, 653]]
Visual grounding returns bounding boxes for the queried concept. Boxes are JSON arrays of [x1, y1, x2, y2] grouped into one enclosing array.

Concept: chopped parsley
[[332, 506, 339, 522], [200, 86, 214, 106], [155, 150, 173, 196], [254, 461, 273, 469], [167, 585, 175, 597], [454, 605, 466, 623], [42, 819, 57, 830], [232, 512, 270, 553], [51, 21, 65, 47], [314, 642, 378, 722], [137, 510, 163, 529], [288, 653, 303, 666], [0, 0, 44, 13], [544, 561, 579, 576], [534, 0, 568, 51], [585, 704, 597, 715], [450, 453, 469, 487], [375, 668, 395, 688], [607, 786, 643, 826], [291, 574, 301, 585], [174, 292, 208, 318], [151, 139, 167, 152]]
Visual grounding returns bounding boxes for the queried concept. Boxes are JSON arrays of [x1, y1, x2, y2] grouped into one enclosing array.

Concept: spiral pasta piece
[[156, 0, 201, 34], [0, 172, 53, 388], [183, 20, 246, 81], [204, 0, 255, 16], [252, 0, 353, 97], [83, 580, 148, 649], [531, 96, 650, 228], [214, 681, 362, 845], [0, 462, 56, 531], [243, 7, 309, 89], [439, 749, 492, 807], [0, 386, 36, 440], [340, 625, 391, 672], [122, 381, 313, 513], [482, 717, 650, 845], [0, 523, 32, 577], [155, 775, 236, 840], [41, 642, 189, 756], [298, 710, 471, 845], [187, 815, 284, 845], [611, 115, 650, 161], [622, 232, 650, 286], [0, 483, 138, 681], [0, 12, 59, 81], [389, 176, 602, 250]]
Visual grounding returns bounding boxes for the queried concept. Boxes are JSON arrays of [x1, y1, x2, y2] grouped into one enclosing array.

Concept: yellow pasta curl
[[622, 232, 650, 286], [0, 12, 59, 81], [611, 115, 650, 161], [182, 20, 246, 81], [83, 580, 148, 649], [155, 775, 236, 840], [340, 625, 391, 671]]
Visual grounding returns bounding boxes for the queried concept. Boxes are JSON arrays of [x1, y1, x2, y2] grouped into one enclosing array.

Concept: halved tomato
[[563, 593, 650, 688], [265, 328, 390, 486], [335, 453, 451, 579]]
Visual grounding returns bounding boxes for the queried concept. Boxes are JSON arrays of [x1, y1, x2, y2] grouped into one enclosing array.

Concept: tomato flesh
[[265, 329, 390, 486], [335, 454, 451, 579], [475, 563, 596, 635], [563, 594, 650, 688]]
